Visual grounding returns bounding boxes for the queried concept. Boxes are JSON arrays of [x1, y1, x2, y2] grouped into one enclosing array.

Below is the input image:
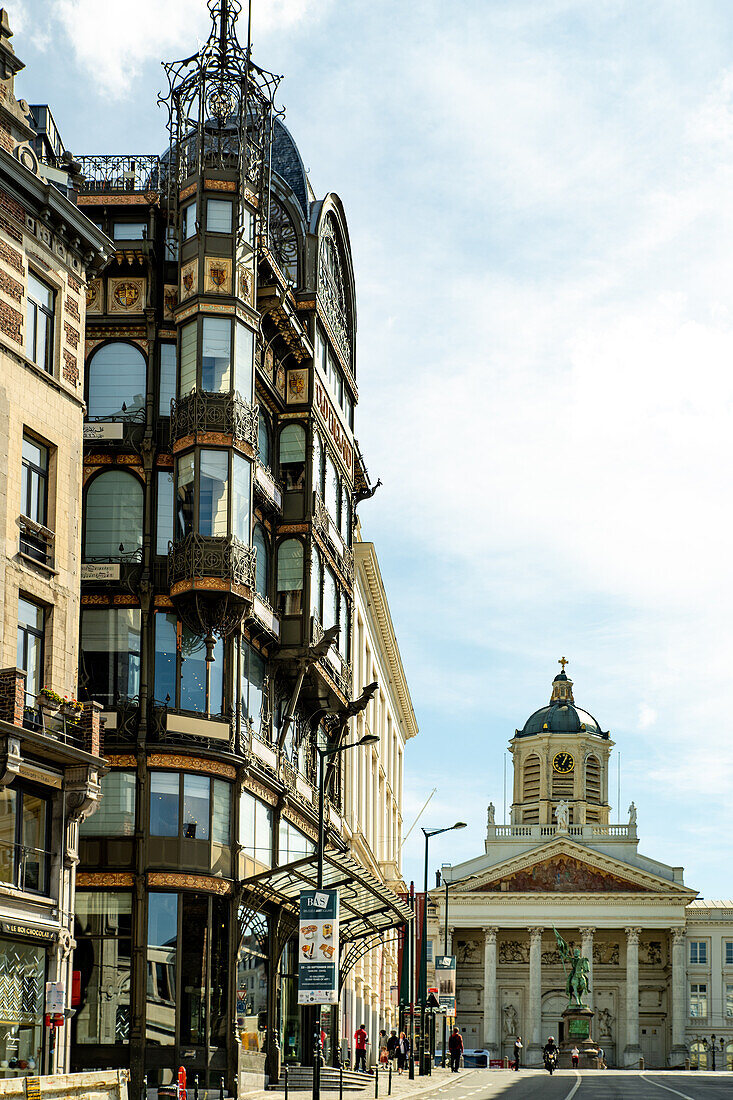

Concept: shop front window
[[280, 938, 300, 1064], [237, 914, 268, 1054], [180, 894, 207, 1046], [240, 789, 273, 874], [73, 892, 131, 1046], [0, 939, 45, 1074], [146, 893, 178, 1047], [0, 786, 50, 894]]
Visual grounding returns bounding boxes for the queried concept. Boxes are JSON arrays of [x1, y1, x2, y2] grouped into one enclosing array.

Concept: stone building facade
[[0, 8, 108, 1083], [339, 539, 417, 1057], [432, 665, 733, 1069]]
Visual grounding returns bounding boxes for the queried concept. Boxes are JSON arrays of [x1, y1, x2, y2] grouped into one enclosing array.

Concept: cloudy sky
[[11, 0, 733, 897]]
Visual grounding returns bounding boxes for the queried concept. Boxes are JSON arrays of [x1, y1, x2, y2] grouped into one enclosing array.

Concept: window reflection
[[201, 318, 231, 392], [80, 609, 141, 706], [277, 540, 303, 616], [74, 891, 131, 1046], [146, 893, 178, 1046], [199, 450, 228, 536], [87, 342, 146, 420], [279, 425, 306, 490]]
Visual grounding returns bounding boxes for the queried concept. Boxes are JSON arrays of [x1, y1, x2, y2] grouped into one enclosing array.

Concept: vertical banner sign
[[435, 955, 456, 1016], [297, 889, 339, 1004]]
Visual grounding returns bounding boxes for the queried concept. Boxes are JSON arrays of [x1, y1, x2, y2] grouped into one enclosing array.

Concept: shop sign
[[297, 889, 339, 1005], [45, 981, 65, 1013], [314, 377, 353, 476], [18, 762, 62, 789], [0, 920, 55, 943], [435, 954, 456, 1016], [81, 563, 121, 581], [83, 422, 124, 441]]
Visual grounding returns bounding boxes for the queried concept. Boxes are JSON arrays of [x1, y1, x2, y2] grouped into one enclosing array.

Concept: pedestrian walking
[[448, 1027, 463, 1073], [597, 1045, 605, 1069], [571, 1045, 580, 1069], [379, 1029, 389, 1065], [513, 1035, 523, 1071], [386, 1030, 399, 1064], [354, 1024, 368, 1072], [397, 1031, 410, 1074]]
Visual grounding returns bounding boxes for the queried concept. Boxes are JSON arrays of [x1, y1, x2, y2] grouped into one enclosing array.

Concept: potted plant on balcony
[[36, 687, 63, 713], [60, 696, 83, 723]]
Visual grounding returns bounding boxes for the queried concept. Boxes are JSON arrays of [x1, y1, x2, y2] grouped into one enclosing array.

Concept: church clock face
[[552, 751, 574, 774]]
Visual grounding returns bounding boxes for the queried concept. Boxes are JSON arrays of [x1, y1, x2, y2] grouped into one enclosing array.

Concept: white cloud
[[638, 704, 657, 730]]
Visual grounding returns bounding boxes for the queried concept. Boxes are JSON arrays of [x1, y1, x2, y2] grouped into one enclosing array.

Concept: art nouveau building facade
[[432, 667, 733, 1070]]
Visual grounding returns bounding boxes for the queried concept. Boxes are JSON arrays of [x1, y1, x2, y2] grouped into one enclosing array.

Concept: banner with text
[[435, 954, 456, 1015], [297, 889, 339, 1005]]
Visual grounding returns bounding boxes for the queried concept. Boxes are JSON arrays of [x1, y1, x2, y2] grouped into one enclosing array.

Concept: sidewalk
[[241, 1066, 477, 1100]]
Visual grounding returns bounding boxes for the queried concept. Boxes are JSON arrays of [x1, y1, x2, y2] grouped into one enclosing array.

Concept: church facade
[[433, 666, 733, 1069]]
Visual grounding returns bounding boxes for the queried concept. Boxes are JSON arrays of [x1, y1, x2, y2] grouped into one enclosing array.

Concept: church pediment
[[455, 837, 695, 898], [477, 853, 651, 893]]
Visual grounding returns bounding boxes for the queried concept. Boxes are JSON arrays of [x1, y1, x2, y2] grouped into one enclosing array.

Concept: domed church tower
[[509, 660, 614, 826]]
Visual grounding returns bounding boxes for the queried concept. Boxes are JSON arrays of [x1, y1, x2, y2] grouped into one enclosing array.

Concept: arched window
[[258, 412, 270, 468], [312, 432, 323, 496], [88, 342, 146, 420], [85, 470, 143, 561], [310, 546, 322, 620], [277, 539, 303, 615], [585, 755, 601, 804], [523, 754, 540, 803], [253, 524, 269, 600], [690, 1041, 707, 1070], [279, 425, 306, 490], [323, 566, 337, 632]]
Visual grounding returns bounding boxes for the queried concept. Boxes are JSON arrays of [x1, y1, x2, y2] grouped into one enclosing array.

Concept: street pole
[[441, 876, 448, 1068], [408, 883, 415, 1080]]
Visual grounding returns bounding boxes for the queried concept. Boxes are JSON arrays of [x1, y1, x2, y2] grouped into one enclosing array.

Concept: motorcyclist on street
[[543, 1036, 559, 1075]]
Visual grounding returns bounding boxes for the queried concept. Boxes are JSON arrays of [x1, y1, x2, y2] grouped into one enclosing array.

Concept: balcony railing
[[254, 462, 283, 512], [170, 391, 258, 450], [0, 842, 51, 894], [18, 515, 54, 569], [169, 533, 256, 591], [76, 154, 162, 194], [488, 823, 635, 840]]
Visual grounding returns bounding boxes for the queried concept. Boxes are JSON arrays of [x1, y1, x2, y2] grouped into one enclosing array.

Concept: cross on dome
[[559, 656, 569, 671]]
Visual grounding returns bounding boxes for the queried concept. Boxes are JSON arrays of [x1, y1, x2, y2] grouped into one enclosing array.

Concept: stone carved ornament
[[456, 939, 480, 964], [499, 940, 530, 964], [641, 941, 663, 965], [598, 1007, 613, 1038], [503, 1004, 519, 1036]]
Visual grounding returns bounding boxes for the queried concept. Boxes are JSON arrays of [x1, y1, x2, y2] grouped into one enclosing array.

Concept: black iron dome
[[515, 661, 609, 739]]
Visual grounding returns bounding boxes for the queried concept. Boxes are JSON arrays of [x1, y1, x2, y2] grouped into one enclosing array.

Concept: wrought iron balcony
[[170, 391, 258, 451], [76, 154, 162, 194], [169, 532, 256, 594], [254, 462, 283, 512]]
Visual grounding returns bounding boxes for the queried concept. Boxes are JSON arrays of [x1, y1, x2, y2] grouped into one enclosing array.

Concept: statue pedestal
[[558, 1006, 599, 1070]]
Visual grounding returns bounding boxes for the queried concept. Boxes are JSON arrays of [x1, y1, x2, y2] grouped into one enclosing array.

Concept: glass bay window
[[174, 447, 252, 543], [177, 316, 254, 400]]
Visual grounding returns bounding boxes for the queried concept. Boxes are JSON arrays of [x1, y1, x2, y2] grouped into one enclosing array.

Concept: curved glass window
[[159, 343, 177, 415], [277, 539, 303, 615], [279, 425, 306, 490], [253, 524, 269, 599], [202, 317, 231, 392], [179, 321, 197, 396], [235, 322, 254, 399], [156, 471, 174, 556], [232, 453, 251, 543], [176, 453, 195, 538], [323, 567, 337, 631], [240, 792, 273, 873], [84, 470, 143, 561], [154, 612, 223, 714], [199, 450, 228, 536], [310, 546, 322, 620], [312, 432, 323, 496], [80, 608, 141, 705], [325, 454, 339, 523], [241, 641, 266, 736], [80, 772, 136, 837], [258, 413, 270, 467], [88, 342, 146, 420]]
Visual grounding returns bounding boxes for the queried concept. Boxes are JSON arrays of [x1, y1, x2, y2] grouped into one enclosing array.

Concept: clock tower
[[509, 662, 613, 826]]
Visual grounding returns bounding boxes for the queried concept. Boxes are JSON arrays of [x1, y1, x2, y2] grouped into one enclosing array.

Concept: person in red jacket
[[447, 1027, 463, 1072], [354, 1024, 368, 1072]]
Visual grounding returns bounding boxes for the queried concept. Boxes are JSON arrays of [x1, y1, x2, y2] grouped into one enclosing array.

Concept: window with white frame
[[690, 941, 708, 964], [727, 983, 733, 1018], [690, 983, 708, 1017], [26, 271, 55, 373], [725, 941, 733, 966]]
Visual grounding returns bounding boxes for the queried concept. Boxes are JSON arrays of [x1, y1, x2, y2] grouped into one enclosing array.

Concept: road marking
[[640, 1077, 696, 1100], [564, 1072, 582, 1100]]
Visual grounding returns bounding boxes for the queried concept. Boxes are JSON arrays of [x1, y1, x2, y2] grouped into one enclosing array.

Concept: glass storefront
[[279, 939, 301, 1064], [0, 939, 45, 1076], [73, 892, 131, 1046], [237, 915, 268, 1054]]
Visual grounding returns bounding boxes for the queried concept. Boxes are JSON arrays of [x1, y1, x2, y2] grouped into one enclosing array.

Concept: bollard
[[685, 1058, 691, 1071], [284, 1063, 289, 1100], [142, 1075, 148, 1100], [194, 1075, 199, 1100], [339, 1064, 343, 1100], [638, 1057, 644, 1071], [388, 1064, 392, 1096], [220, 1075, 225, 1099], [374, 1065, 379, 1099]]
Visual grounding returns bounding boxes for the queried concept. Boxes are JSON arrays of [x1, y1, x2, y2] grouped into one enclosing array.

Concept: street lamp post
[[702, 1034, 721, 1072], [418, 824, 466, 1075], [313, 732, 379, 1100], [441, 874, 449, 1068]]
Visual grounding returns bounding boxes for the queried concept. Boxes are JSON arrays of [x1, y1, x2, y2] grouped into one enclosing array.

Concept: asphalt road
[[427, 1068, 733, 1100]]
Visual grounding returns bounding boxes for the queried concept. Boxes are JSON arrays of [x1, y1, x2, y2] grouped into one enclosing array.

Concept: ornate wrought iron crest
[[158, 0, 282, 214], [318, 214, 352, 367]]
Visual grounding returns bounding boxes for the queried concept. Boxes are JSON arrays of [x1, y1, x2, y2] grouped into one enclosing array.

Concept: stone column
[[482, 927, 498, 1056], [624, 927, 642, 1066], [580, 927, 595, 1014], [528, 928, 544, 1064], [670, 929, 687, 1067]]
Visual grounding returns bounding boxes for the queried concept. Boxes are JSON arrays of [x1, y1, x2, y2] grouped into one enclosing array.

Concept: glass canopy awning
[[239, 850, 413, 942]]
